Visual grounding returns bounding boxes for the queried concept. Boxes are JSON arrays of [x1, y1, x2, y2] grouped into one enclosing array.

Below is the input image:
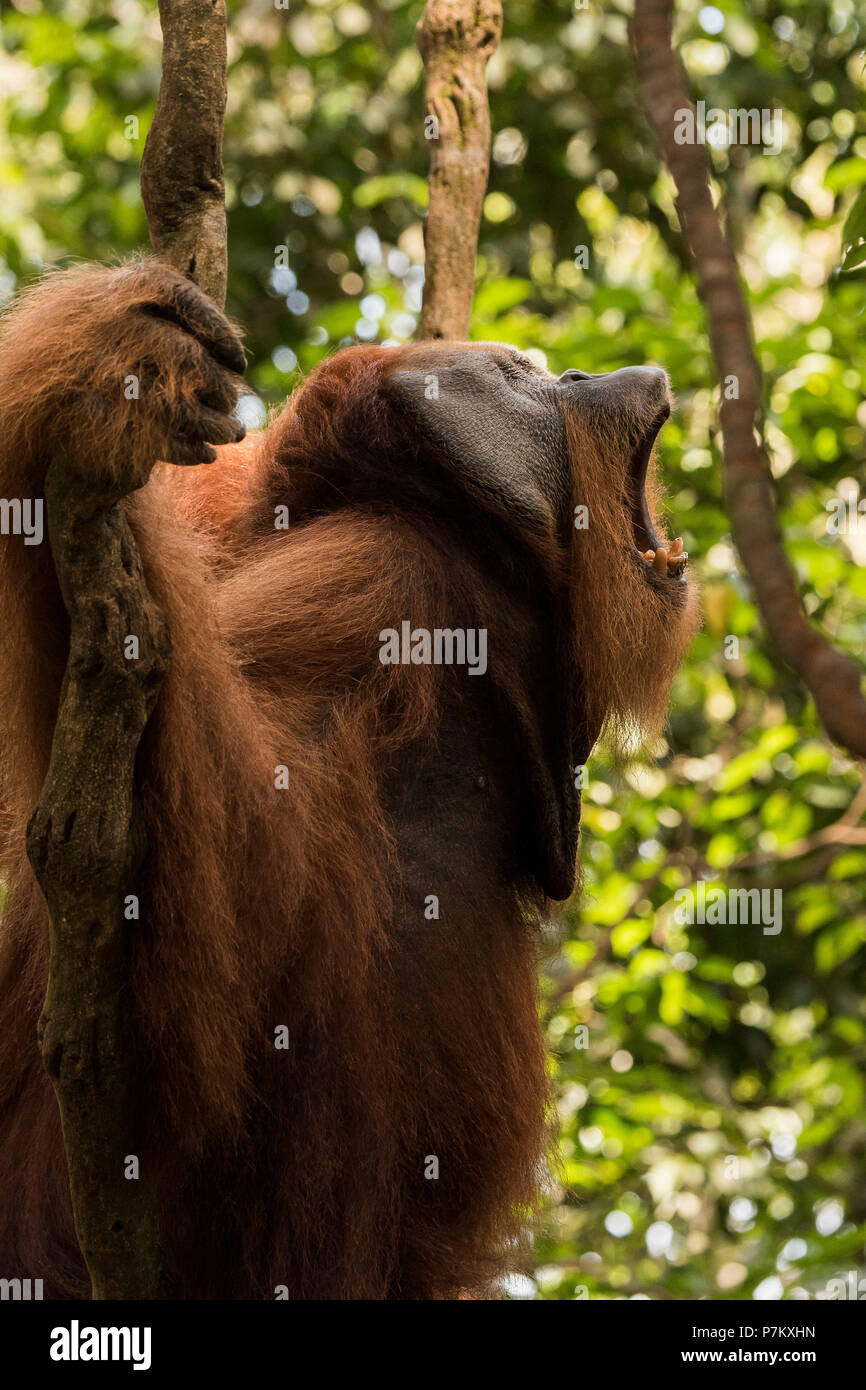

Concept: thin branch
[[416, 0, 503, 339], [141, 0, 229, 307], [729, 773, 866, 869], [26, 463, 170, 1299], [631, 0, 866, 761]]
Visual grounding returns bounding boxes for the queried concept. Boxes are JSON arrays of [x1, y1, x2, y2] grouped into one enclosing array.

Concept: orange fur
[[0, 261, 696, 1298]]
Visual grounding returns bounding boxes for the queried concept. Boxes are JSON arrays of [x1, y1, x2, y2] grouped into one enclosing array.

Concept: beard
[[565, 409, 701, 755]]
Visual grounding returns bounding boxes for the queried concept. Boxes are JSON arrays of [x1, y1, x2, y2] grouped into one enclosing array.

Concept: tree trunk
[[26, 464, 170, 1298], [632, 0, 866, 760], [141, 0, 230, 307], [416, 0, 503, 339]]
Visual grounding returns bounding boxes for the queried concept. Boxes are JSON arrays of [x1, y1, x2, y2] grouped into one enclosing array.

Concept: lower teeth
[[641, 547, 689, 576]]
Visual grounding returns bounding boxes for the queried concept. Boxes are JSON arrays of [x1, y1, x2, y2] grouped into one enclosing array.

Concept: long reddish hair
[[0, 265, 696, 1297]]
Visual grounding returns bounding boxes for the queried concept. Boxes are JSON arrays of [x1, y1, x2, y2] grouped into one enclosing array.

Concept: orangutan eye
[[509, 352, 542, 376], [496, 355, 533, 382]]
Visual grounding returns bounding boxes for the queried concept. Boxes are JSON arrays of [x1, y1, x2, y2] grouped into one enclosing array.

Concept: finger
[[173, 403, 246, 447], [125, 263, 246, 375], [194, 351, 242, 415], [162, 277, 246, 375], [161, 437, 218, 467]]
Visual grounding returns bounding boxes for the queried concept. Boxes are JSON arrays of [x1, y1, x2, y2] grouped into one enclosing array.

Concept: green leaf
[[815, 920, 866, 973], [472, 278, 533, 318], [352, 173, 428, 209], [841, 240, 866, 271], [611, 917, 653, 957], [825, 157, 866, 191], [841, 189, 866, 247]]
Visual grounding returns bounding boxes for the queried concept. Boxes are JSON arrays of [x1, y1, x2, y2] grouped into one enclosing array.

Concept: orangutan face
[[385, 344, 682, 558], [384, 341, 699, 747]]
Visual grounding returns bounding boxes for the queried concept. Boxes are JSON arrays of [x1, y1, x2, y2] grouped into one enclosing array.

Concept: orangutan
[[0, 260, 697, 1297]]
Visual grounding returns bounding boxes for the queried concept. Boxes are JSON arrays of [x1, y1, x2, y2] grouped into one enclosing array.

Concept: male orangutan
[[0, 260, 698, 1299]]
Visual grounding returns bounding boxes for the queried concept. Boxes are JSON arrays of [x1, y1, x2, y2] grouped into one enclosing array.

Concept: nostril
[[558, 369, 592, 384]]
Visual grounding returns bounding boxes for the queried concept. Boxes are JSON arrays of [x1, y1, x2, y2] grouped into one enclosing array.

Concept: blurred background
[[1, 0, 864, 1300]]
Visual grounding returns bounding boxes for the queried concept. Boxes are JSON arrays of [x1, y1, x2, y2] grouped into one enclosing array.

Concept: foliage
[[1, 0, 864, 1301]]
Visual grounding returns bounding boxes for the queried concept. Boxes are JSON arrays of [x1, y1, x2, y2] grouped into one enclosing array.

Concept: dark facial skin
[[384, 342, 672, 546]]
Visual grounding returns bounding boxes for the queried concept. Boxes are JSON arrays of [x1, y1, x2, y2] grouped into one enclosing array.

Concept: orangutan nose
[[557, 368, 596, 384], [606, 365, 668, 389], [611, 365, 670, 407], [558, 364, 668, 391], [561, 364, 671, 417]]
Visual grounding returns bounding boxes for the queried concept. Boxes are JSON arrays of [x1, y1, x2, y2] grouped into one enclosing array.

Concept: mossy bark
[[26, 464, 170, 1298]]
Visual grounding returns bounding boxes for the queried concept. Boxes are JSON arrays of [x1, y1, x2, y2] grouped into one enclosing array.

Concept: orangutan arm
[[0, 257, 249, 845], [0, 262, 293, 1155]]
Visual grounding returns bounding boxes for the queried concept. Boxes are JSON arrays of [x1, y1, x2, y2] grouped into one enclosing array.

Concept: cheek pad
[[384, 352, 569, 536]]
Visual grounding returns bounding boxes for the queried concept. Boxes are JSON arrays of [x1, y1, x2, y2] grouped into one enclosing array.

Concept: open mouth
[[629, 409, 688, 583]]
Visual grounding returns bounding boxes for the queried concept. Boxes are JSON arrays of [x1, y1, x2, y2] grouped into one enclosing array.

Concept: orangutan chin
[[0, 260, 698, 1298]]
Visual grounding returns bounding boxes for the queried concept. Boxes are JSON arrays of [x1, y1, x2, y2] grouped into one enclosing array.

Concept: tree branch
[[631, 0, 866, 761], [25, 0, 233, 1302], [416, 0, 503, 339], [141, 0, 229, 307], [26, 464, 170, 1299]]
